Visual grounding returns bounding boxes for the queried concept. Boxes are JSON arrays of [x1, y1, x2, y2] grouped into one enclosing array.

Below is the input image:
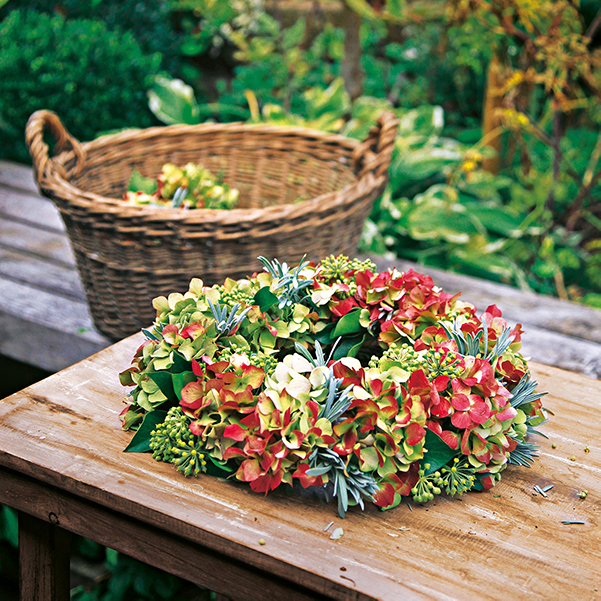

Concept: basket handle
[[25, 110, 86, 185], [352, 110, 399, 180]]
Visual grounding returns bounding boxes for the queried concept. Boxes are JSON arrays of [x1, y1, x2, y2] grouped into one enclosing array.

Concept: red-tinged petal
[[425, 420, 442, 435], [479, 474, 494, 491], [405, 422, 426, 446], [440, 430, 460, 450], [223, 423, 247, 442], [241, 459, 262, 482], [223, 446, 245, 460], [192, 359, 205, 377], [249, 475, 271, 494], [188, 420, 204, 436], [469, 402, 491, 424], [306, 400, 320, 421], [394, 463, 420, 495], [475, 448, 491, 464], [461, 429, 472, 455], [434, 375, 450, 391], [373, 482, 396, 508], [180, 381, 206, 410], [241, 412, 260, 430], [244, 435, 267, 455], [162, 324, 180, 344], [408, 369, 430, 391], [485, 304, 502, 318], [451, 393, 470, 411], [260, 451, 275, 472], [370, 378, 383, 398], [496, 405, 518, 421], [180, 323, 203, 340], [330, 296, 359, 317], [451, 410, 472, 429], [293, 463, 324, 488]]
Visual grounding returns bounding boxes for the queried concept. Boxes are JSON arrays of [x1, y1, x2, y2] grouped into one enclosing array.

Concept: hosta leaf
[[123, 410, 167, 453], [462, 201, 526, 238], [148, 75, 200, 126]]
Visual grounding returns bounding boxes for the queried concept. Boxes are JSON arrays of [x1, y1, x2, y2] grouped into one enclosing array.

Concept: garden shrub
[[0, 10, 162, 163], [0, 0, 182, 74]]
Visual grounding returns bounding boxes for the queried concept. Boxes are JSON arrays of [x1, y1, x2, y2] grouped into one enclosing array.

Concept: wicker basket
[[26, 110, 398, 340]]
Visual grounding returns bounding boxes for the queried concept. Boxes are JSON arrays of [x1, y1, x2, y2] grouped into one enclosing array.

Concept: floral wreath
[[120, 255, 547, 517]]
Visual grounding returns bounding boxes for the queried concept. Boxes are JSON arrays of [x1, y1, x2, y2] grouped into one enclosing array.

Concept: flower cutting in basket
[[119, 255, 547, 518], [124, 162, 239, 210]]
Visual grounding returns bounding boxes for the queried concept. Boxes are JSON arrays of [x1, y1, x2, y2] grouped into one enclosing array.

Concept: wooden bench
[[1, 158, 600, 379], [0, 332, 599, 600]]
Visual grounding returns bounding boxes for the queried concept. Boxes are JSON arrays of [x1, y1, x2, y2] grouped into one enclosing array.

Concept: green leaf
[[171, 351, 192, 374], [462, 201, 526, 238], [332, 308, 364, 338], [147, 75, 200, 125], [422, 429, 457, 475], [172, 371, 196, 400], [315, 322, 336, 345], [127, 168, 157, 195], [253, 287, 279, 312], [332, 334, 365, 360], [147, 371, 175, 401], [407, 187, 482, 244], [123, 410, 167, 453], [205, 455, 235, 477], [282, 18, 306, 50]]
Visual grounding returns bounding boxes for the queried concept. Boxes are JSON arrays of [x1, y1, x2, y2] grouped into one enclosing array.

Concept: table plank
[[0, 334, 599, 600], [0, 276, 108, 371], [0, 186, 66, 233], [0, 160, 39, 195]]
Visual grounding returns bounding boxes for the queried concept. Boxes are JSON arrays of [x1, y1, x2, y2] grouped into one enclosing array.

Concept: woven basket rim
[[43, 120, 379, 224]]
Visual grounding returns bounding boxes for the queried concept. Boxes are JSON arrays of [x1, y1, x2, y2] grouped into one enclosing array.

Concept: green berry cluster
[[412, 458, 477, 502], [218, 344, 277, 377], [440, 458, 476, 495], [219, 342, 250, 362], [411, 464, 443, 503], [371, 342, 422, 370], [320, 255, 376, 284], [421, 348, 463, 378], [150, 407, 208, 477], [218, 287, 255, 308], [250, 352, 278, 377]]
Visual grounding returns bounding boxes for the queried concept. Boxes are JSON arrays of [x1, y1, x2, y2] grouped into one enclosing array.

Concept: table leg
[[18, 512, 71, 601]]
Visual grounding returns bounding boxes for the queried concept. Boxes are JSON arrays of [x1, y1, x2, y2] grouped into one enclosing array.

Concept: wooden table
[[0, 334, 600, 600]]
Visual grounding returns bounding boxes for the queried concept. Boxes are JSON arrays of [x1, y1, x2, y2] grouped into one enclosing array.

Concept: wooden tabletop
[[0, 334, 600, 600]]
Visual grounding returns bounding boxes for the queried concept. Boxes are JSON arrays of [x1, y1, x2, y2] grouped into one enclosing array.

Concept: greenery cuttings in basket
[[119, 255, 547, 517], [124, 162, 239, 210]]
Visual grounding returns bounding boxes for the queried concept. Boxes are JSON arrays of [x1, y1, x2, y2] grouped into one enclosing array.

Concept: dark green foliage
[[0, 0, 182, 74], [0, 10, 161, 162]]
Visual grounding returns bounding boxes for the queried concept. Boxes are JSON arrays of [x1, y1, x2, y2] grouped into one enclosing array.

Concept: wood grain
[[2, 469, 327, 601], [19, 512, 70, 601], [0, 334, 600, 600]]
